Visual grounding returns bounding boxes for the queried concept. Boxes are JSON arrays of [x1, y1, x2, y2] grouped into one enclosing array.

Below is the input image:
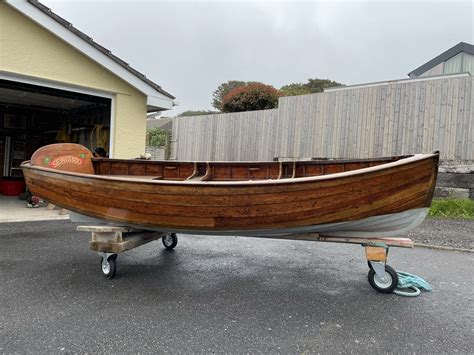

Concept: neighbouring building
[[407, 41, 474, 198], [408, 41, 474, 78], [0, 0, 175, 182]]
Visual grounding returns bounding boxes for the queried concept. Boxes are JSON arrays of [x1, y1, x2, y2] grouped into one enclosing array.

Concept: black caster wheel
[[101, 253, 117, 279], [162, 233, 178, 250], [368, 264, 398, 293]]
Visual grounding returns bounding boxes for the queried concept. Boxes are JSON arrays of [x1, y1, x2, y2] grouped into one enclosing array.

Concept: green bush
[[178, 110, 218, 117], [280, 83, 312, 96], [280, 79, 344, 97], [147, 128, 168, 147]]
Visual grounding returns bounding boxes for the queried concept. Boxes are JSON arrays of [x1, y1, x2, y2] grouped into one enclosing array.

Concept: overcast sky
[[42, 0, 473, 115]]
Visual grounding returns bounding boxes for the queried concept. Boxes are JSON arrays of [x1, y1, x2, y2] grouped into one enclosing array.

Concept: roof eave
[[147, 95, 174, 112], [5, 0, 175, 105]]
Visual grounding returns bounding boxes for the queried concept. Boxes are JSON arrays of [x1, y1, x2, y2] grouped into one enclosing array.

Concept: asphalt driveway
[[0, 220, 473, 353]]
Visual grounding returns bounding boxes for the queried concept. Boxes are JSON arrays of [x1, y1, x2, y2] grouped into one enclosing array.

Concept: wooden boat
[[21, 143, 439, 238]]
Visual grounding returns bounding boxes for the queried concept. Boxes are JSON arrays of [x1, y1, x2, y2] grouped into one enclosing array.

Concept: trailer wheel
[[162, 233, 178, 250], [368, 264, 398, 293], [101, 253, 117, 279]]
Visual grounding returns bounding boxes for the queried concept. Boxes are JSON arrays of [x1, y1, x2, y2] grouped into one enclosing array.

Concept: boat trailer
[[77, 225, 413, 293]]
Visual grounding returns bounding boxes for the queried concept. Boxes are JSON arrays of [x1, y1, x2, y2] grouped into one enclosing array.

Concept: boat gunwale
[[91, 155, 413, 165], [21, 152, 439, 187]]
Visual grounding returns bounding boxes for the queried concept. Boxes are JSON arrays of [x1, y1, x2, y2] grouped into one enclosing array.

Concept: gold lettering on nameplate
[[49, 155, 84, 168]]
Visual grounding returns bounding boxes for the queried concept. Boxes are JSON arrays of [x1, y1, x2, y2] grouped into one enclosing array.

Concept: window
[[463, 53, 474, 74], [444, 52, 474, 75], [444, 53, 463, 74]]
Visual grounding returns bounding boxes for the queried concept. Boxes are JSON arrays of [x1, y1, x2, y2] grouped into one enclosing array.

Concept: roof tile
[[27, 0, 175, 99]]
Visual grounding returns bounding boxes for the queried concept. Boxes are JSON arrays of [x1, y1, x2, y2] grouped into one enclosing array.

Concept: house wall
[[0, 2, 147, 158], [418, 62, 444, 78], [171, 74, 473, 162]]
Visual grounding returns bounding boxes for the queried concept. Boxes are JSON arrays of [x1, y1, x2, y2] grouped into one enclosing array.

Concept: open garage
[[1, 79, 111, 178]]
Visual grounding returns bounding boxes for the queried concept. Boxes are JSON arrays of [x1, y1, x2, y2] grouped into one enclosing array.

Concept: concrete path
[[0, 195, 68, 223], [0, 220, 472, 353]]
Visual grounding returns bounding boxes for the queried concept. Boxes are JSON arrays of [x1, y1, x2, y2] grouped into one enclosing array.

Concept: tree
[[213, 78, 343, 110], [221, 83, 280, 113], [212, 80, 247, 110], [212, 80, 262, 110], [280, 78, 344, 97], [305, 78, 343, 93], [177, 110, 218, 117], [280, 83, 312, 96]]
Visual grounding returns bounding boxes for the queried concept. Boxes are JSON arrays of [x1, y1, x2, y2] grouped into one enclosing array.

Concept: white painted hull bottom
[[70, 208, 429, 239]]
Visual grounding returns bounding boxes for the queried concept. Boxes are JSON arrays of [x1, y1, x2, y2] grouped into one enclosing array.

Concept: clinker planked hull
[[22, 146, 438, 238]]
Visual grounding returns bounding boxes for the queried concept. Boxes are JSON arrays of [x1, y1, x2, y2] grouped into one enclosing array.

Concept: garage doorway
[[0, 79, 111, 183]]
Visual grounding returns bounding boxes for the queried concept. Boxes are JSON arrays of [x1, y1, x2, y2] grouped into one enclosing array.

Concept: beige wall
[[0, 2, 147, 158]]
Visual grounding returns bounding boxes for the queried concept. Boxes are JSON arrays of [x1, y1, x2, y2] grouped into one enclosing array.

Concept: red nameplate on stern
[[30, 143, 95, 174]]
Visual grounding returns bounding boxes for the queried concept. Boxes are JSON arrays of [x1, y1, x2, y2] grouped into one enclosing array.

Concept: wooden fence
[[145, 146, 166, 160], [171, 74, 473, 161]]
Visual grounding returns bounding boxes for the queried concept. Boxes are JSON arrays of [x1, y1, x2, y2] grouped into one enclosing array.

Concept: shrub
[[280, 79, 344, 97], [178, 110, 218, 117], [212, 81, 248, 111], [221, 83, 280, 112], [280, 83, 312, 96], [147, 128, 169, 147]]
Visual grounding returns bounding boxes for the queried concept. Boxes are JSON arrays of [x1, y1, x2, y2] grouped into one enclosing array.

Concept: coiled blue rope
[[394, 271, 433, 297]]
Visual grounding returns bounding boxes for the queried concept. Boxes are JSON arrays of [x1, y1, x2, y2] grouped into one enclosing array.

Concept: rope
[[362, 243, 431, 297], [394, 271, 432, 297], [394, 286, 421, 297]]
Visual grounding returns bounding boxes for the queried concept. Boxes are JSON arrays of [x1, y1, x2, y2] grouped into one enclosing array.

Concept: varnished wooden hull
[[22, 151, 439, 238]]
